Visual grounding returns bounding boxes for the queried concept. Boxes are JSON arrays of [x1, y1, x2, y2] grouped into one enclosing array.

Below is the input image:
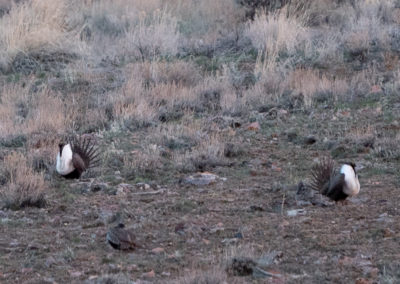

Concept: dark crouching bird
[[56, 136, 100, 179], [106, 224, 137, 250], [309, 157, 360, 202]]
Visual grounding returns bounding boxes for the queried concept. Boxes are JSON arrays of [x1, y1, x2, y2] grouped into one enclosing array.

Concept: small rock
[[383, 228, 395, 238], [304, 136, 317, 145], [143, 270, 155, 278], [287, 209, 306, 217], [278, 109, 288, 116], [234, 232, 243, 239], [136, 183, 151, 190], [69, 271, 82, 277], [222, 238, 239, 245], [271, 164, 282, 172], [183, 172, 226, 186], [0, 210, 7, 218], [174, 223, 185, 235], [247, 121, 260, 131], [45, 256, 57, 268], [1, 218, 10, 224], [249, 205, 264, 212], [151, 247, 165, 254], [355, 278, 373, 284], [257, 251, 283, 266], [90, 182, 109, 192], [279, 220, 290, 228], [21, 268, 33, 274], [370, 85, 382, 93], [377, 213, 394, 223]]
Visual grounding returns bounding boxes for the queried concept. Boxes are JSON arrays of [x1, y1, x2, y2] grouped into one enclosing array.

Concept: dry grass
[[122, 143, 163, 179], [343, 1, 394, 51], [0, 0, 79, 70], [175, 0, 244, 41], [0, 84, 68, 137], [174, 268, 229, 284], [0, 151, 46, 209], [245, 8, 308, 58], [124, 8, 180, 60], [288, 69, 349, 107], [374, 134, 400, 161]]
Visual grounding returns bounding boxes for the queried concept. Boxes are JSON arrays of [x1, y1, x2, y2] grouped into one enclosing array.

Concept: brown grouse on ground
[[106, 223, 137, 250]]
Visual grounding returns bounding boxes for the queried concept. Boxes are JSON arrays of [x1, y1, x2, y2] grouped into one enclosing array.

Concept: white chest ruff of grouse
[[56, 137, 99, 179], [340, 164, 360, 197], [56, 144, 74, 175]]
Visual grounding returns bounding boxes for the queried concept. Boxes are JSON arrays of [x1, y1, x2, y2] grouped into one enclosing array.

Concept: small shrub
[[0, 0, 77, 71], [374, 136, 400, 161], [244, 8, 308, 56], [125, 8, 180, 60], [0, 152, 46, 209]]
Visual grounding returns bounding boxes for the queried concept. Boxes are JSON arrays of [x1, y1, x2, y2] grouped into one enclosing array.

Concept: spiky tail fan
[[68, 136, 101, 169], [309, 157, 335, 193]]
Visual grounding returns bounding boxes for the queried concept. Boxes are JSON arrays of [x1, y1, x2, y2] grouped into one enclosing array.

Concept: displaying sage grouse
[[106, 224, 137, 250], [309, 158, 360, 202], [56, 136, 99, 179]]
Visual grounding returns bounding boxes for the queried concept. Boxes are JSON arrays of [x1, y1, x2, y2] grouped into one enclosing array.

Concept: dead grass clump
[[122, 143, 163, 180], [345, 124, 375, 149], [0, 84, 69, 137], [147, 119, 229, 172], [193, 74, 238, 114], [85, 272, 134, 284], [0, 0, 78, 71], [343, 1, 394, 52], [245, 9, 308, 58], [109, 71, 155, 129], [175, 268, 228, 284], [177, 133, 227, 172], [288, 69, 349, 107], [244, 62, 287, 108], [0, 152, 46, 209], [176, 0, 244, 42], [124, 8, 180, 60], [374, 134, 400, 161], [141, 60, 201, 87], [153, 122, 200, 152]]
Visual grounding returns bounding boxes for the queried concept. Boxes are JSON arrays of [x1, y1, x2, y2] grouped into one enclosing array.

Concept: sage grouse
[[106, 224, 137, 250], [309, 158, 360, 202], [56, 136, 99, 179]]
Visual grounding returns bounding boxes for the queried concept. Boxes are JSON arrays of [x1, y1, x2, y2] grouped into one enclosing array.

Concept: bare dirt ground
[[1, 1, 400, 283], [1, 116, 400, 283]]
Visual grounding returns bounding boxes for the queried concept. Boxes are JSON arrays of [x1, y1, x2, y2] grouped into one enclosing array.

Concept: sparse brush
[[374, 137, 400, 161], [309, 157, 335, 192], [175, 269, 228, 284], [85, 272, 134, 284], [0, 152, 46, 209], [0, 0, 76, 71]]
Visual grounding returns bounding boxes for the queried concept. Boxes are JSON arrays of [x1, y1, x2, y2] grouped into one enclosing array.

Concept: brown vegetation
[[1, 0, 400, 282], [0, 152, 46, 209]]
